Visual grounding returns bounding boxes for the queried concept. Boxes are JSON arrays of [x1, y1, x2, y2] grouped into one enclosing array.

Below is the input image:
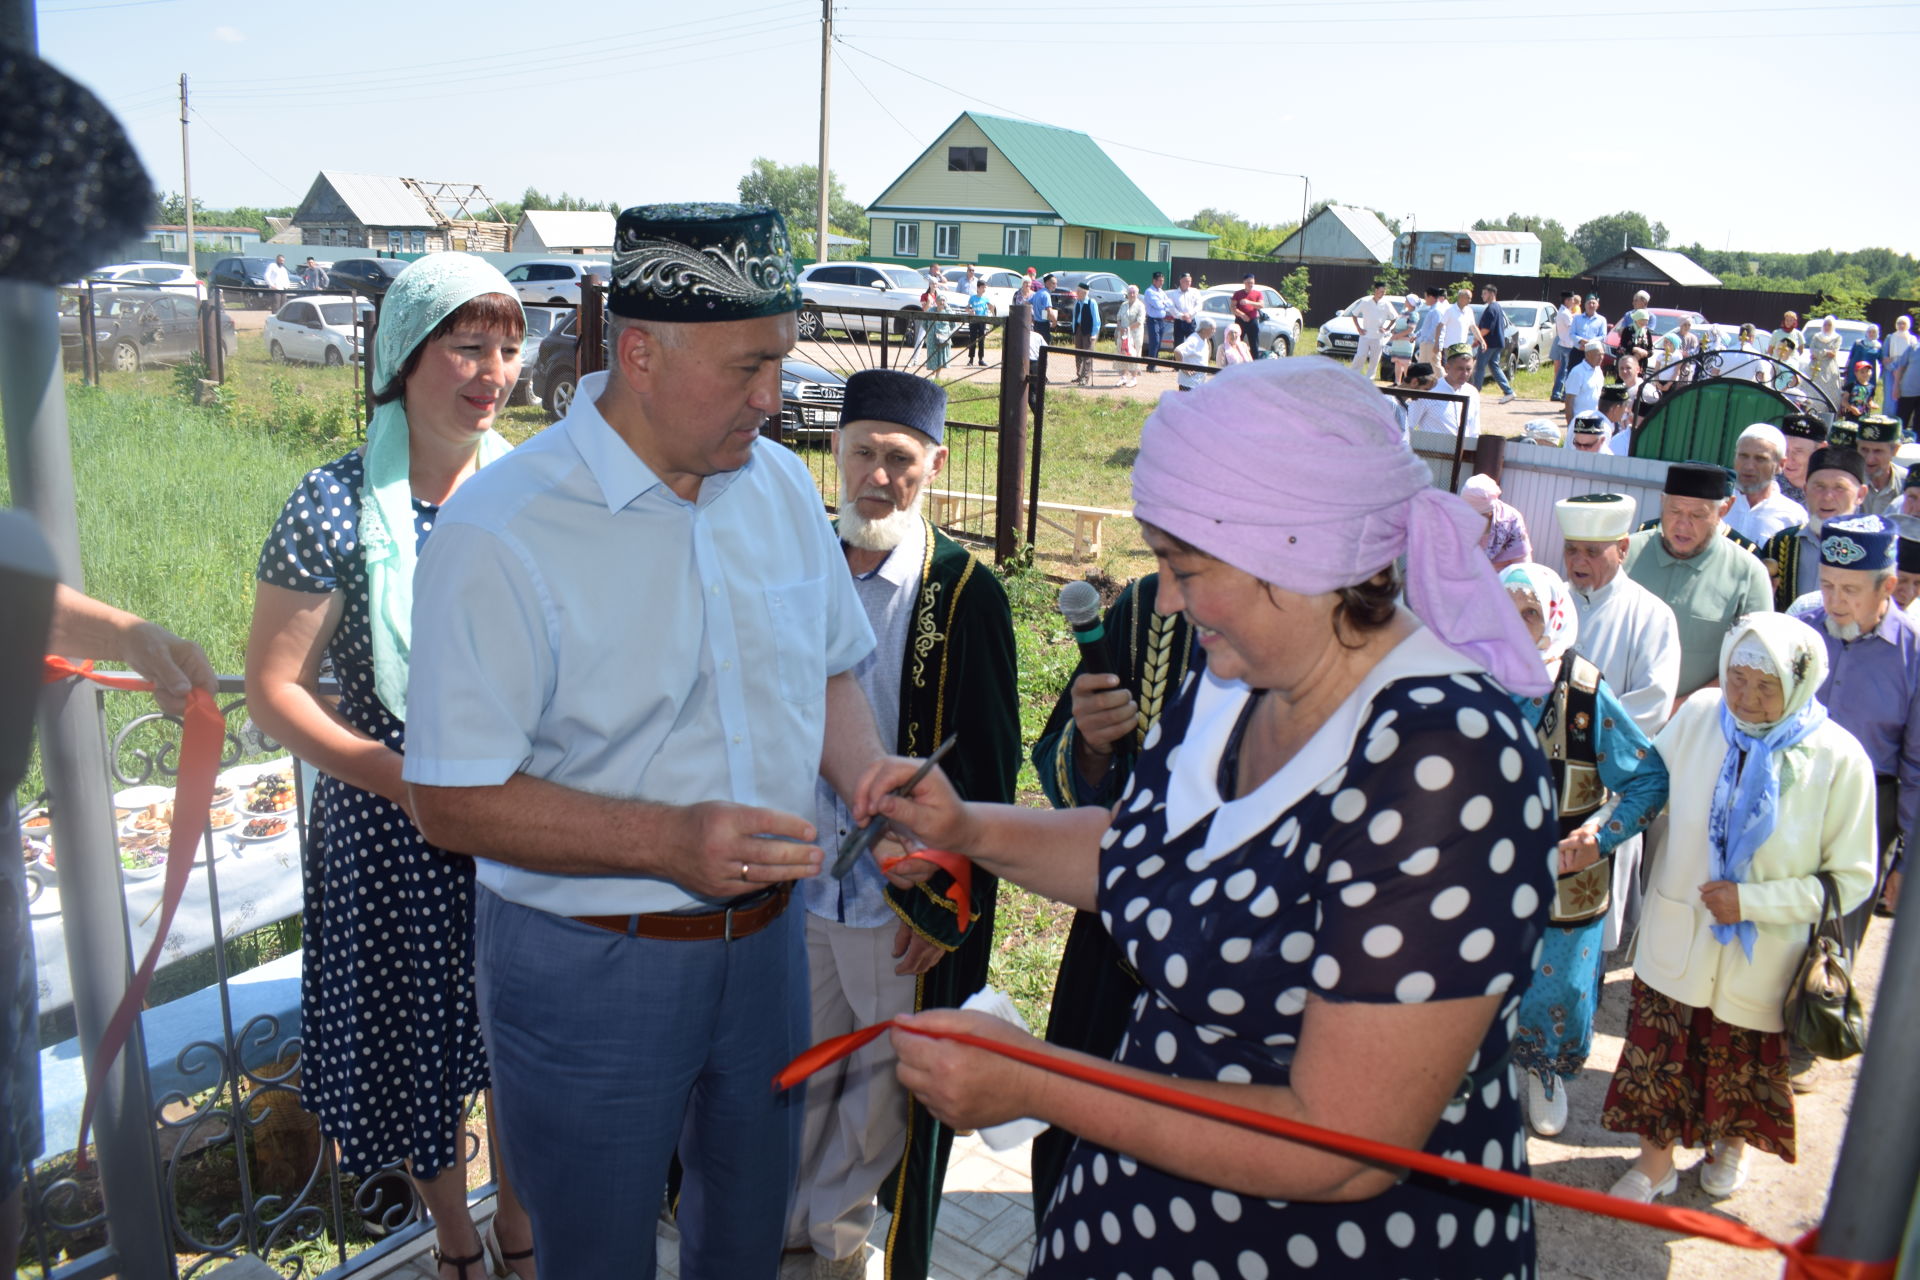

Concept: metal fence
[[17, 679, 499, 1278]]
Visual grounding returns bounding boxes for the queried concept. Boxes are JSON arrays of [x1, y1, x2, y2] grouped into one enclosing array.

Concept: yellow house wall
[[870, 217, 1071, 261], [875, 118, 1053, 214]]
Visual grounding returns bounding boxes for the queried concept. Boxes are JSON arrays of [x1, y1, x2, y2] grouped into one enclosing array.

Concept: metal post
[[362, 289, 380, 434], [0, 280, 176, 1277], [578, 277, 605, 377], [179, 74, 195, 278], [815, 0, 832, 267], [80, 281, 98, 386], [994, 305, 1031, 565], [209, 283, 225, 383], [1470, 432, 1506, 484], [1818, 910, 1920, 1266], [878, 317, 889, 370]]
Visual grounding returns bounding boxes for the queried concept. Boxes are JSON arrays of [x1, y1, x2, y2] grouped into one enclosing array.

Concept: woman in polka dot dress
[[245, 256, 535, 1280], [858, 360, 1559, 1280]]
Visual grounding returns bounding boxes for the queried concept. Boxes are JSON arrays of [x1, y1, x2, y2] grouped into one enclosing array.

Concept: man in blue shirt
[[1473, 283, 1516, 403], [1569, 293, 1609, 366], [1413, 285, 1444, 364], [1029, 273, 1056, 340], [1805, 513, 1920, 938], [1142, 270, 1173, 363]]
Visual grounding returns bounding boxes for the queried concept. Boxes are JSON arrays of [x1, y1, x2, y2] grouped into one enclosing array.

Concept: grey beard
[[839, 491, 925, 551], [1824, 615, 1863, 641]]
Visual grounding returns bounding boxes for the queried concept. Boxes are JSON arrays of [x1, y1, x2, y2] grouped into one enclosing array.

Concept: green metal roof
[[901, 113, 1211, 241]]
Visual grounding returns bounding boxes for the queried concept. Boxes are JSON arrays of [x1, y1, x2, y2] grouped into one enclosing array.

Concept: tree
[[1474, 213, 1583, 274], [1276, 265, 1310, 316], [1813, 282, 1873, 322], [1570, 212, 1668, 270], [150, 192, 293, 238], [1178, 208, 1300, 260], [736, 158, 867, 261]]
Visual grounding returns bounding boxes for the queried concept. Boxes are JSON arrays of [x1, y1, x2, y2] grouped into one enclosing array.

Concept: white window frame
[[387, 230, 403, 252], [933, 223, 961, 258], [1003, 226, 1030, 256], [894, 222, 920, 257], [1083, 229, 1100, 258], [1158, 240, 1171, 262], [411, 230, 427, 252]]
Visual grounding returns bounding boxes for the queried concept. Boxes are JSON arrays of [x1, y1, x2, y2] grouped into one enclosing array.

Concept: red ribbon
[[42, 656, 223, 1171], [878, 848, 972, 932], [774, 1020, 1894, 1280]]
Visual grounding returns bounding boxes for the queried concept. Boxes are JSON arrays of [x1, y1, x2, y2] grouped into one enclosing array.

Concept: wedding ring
[[741, 861, 751, 880]]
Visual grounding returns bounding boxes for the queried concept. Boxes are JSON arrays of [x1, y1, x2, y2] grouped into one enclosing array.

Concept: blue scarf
[[1707, 696, 1826, 958]]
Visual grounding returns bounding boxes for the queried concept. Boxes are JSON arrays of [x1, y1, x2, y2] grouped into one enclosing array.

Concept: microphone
[[1056, 580, 1113, 678]]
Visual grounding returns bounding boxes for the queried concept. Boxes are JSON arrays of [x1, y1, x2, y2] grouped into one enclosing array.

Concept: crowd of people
[[10, 202, 1910, 1280]]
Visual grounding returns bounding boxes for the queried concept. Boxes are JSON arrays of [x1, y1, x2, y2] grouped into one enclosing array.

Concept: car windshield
[[317, 302, 369, 326], [882, 268, 925, 289], [1505, 304, 1540, 325]]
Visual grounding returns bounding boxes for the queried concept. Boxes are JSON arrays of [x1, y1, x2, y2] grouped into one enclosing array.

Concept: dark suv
[[207, 256, 280, 307], [326, 257, 408, 297]]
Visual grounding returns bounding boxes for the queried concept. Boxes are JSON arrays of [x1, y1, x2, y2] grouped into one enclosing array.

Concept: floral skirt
[[1600, 978, 1795, 1161], [1513, 918, 1605, 1084]]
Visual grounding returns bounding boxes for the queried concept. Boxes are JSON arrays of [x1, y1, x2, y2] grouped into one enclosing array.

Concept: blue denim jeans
[[1144, 314, 1166, 360], [1550, 345, 1575, 399], [476, 888, 809, 1279], [1474, 343, 1514, 395]]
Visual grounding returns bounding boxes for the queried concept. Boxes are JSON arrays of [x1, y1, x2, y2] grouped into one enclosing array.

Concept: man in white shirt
[[263, 253, 291, 308], [1555, 492, 1683, 950], [1174, 318, 1215, 391], [1562, 340, 1606, 434], [402, 204, 888, 1278], [1435, 285, 1478, 351], [1406, 342, 1479, 439], [1343, 279, 1397, 381], [1725, 422, 1810, 543], [1170, 272, 1203, 348], [1549, 290, 1578, 400]]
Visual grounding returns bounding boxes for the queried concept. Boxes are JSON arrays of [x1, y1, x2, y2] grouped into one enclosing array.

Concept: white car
[[1196, 285, 1304, 357], [85, 260, 206, 299], [940, 267, 1024, 313], [265, 294, 372, 367], [1316, 295, 1407, 362], [796, 261, 967, 339], [501, 259, 611, 307]]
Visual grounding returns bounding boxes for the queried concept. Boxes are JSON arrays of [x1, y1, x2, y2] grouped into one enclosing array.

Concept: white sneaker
[[1525, 1070, 1569, 1137], [1609, 1165, 1679, 1203], [1499, 393, 1516, 403], [1699, 1141, 1751, 1197]]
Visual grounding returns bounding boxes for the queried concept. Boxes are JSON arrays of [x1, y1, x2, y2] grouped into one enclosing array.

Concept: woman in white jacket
[[1601, 613, 1875, 1203]]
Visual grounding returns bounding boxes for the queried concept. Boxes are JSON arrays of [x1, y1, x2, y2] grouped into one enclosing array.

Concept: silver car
[[1196, 286, 1304, 357]]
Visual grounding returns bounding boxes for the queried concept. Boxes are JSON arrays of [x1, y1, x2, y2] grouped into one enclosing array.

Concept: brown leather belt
[[572, 884, 791, 942]]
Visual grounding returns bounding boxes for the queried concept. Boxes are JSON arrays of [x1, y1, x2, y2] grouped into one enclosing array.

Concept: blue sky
[[34, 0, 1920, 258]]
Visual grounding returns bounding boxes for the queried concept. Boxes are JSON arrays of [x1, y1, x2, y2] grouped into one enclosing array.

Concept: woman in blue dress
[[246, 256, 536, 1280], [861, 359, 1560, 1279], [1498, 564, 1668, 1139]]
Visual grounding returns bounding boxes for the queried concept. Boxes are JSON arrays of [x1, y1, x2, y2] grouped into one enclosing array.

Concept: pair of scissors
[[831, 733, 957, 879]]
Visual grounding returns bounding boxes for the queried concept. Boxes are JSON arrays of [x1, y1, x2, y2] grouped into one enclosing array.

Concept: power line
[[186, 107, 302, 199], [832, 49, 915, 140], [839, 22, 1919, 47]]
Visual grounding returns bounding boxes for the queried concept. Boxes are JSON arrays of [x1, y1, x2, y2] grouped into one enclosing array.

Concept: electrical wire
[[832, 49, 916, 140], [838, 23, 1918, 47], [187, 106, 304, 199]]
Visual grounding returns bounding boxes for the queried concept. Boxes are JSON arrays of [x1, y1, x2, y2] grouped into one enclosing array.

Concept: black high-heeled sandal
[[433, 1246, 488, 1279], [485, 1229, 535, 1278]]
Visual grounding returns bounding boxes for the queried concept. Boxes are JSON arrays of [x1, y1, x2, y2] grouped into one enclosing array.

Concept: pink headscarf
[[1132, 359, 1551, 696], [1460, 474, 1500, 516]]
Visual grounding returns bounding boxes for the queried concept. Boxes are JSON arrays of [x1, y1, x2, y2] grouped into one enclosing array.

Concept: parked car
[[1316, 295, 1407, 363], [512, 305, 570, 406], [795, 261, 964, 339], [59, 287, 233, 373], [85, 261, 206, 299], [1491, 299, 1556, 371], [939, 267, 1025, 312], [326, 257, 408, 298], [501, 258, 611, 307], [265, 295, 372, 367], [1200, 285, 1304, 357], [206, 256, 283, 307], [1048, 271, 1130, 336]]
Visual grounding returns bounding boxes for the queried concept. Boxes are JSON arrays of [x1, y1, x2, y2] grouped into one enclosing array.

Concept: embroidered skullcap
[[1807, 447, 1867, 485], [1571, 412, 1607, 436], [1904, 467, 1920, 492], [0, 52, 152, 285], [840, 369, 947, 446], [1901, 534, 1920, 574], [1598, 383, 1629, 408], [1737, 422, 1787, 457], [1818, 514, 1896, 572], [1443, 342, 1473, 361], [1405, 361, 1434, 381], [1556, 493, 1637, 541], [1664, 461, 1731, 501], [1857, 414, 1902, 445], [609, 202, 800, 321], [1460, 474, 1500, 515], [1829, 421, 1861, 449], [1131, 359, 1550, 696]]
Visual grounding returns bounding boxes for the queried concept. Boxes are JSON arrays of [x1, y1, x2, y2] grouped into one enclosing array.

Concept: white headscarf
[[1500, 562, 1579, 668]]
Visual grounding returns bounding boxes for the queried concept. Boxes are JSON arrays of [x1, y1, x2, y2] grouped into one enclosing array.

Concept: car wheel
[[1501, 348, 1519, 378], [324, 346, 343, 367], [546, 373, 577, 421], [896, 307, 921, 338], [1269, 334, 1293, 358], [796, 306, 823, 341], [269, 340, 286, 364], [110, 341, 139, 374]]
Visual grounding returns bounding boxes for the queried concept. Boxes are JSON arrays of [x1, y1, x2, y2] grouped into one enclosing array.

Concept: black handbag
[[1781, 871, 1867, 1061]]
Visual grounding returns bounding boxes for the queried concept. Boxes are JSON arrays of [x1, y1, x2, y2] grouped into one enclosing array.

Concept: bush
[[1277, 265, 1310, 317]]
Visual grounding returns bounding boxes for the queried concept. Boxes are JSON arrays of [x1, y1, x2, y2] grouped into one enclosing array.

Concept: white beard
[[1823, 615, 1863, 641], [839, 490, 925, 551]]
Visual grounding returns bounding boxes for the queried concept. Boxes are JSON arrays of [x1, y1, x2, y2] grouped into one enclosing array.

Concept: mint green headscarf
[[361, 254, 522, 721]]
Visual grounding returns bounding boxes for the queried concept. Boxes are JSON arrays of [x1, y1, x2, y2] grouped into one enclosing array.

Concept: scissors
[[831, 733, 957, 879]]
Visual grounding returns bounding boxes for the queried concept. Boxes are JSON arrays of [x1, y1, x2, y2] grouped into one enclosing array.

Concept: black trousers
[[966, 321, 986, 362], [1844, 775, 1900, 949], [1898, 396, 1920, 441], [1237, 315, 1260, 357], [1171, 318, 1194, 346]]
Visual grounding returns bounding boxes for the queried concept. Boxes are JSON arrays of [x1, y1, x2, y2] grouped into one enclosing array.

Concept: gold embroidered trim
[[1138, 605, 1175, 746]]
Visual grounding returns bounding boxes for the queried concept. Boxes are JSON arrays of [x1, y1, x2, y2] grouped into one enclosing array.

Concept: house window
[[1455, 237, 1472, 253], [1428, 253, 1446, 270], [894, 222, 920, 257], [1083, 229, 1100, 258], [947, 146, 987, 172], [1158, 241, 1171, 262], [411, 230, 427, 252], [1003, 226, 1030, 256], [387, 230, 403, 252], [933, 223, 961, 258]]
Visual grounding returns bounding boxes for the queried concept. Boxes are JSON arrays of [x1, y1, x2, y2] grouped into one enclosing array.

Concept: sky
[[33, 0, 1920, 259]]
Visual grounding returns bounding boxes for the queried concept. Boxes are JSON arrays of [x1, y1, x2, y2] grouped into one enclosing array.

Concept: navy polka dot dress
[[257, 450, 487, 1180], [1029, 661, 1555, 1280]]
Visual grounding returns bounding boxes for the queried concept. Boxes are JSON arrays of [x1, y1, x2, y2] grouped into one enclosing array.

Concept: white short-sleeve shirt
[[402, 371, 876, 916]]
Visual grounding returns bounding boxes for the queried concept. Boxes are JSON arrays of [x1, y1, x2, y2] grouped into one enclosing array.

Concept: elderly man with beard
[[1625, 462, 1773, 697], [1805, 514, 1920, 933], [1555, 493, 1682, 953], [1725, 423, 1809, 544], [1855, 415, 1908, 514], [1777, 413, 1828, 505], [1762, 447, 1870, 611], [785, 369, 1019, 1280]]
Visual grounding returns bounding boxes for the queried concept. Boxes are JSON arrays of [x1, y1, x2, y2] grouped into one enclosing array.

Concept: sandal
[[433, 1247, 488, 1280], [485, 1227, 536, 1279]]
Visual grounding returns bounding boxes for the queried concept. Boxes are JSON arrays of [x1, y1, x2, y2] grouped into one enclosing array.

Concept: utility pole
[[816, 0, 831, 265], [180, 73, 195, 274]]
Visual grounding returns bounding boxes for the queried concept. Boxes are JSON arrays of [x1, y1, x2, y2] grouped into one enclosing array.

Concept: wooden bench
[[924, 488, 1131, 563]]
